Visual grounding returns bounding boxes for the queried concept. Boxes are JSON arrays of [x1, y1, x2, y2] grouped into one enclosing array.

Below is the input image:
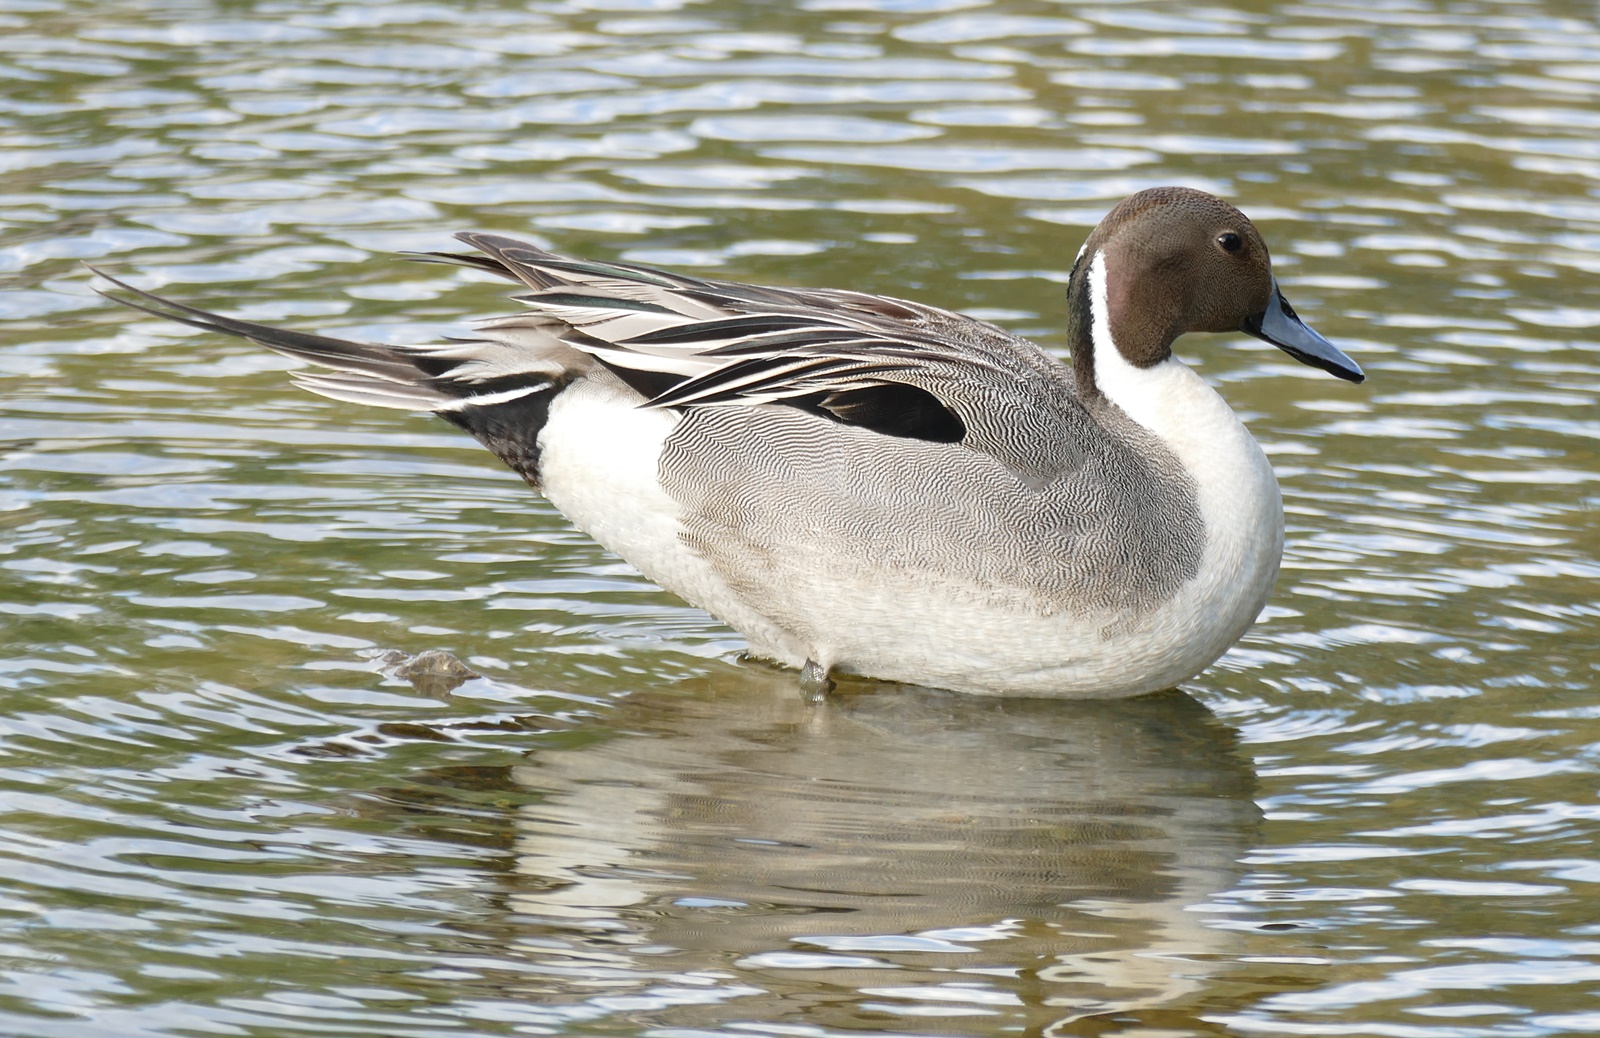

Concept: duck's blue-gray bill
[[1242, 283, 1365, 384]]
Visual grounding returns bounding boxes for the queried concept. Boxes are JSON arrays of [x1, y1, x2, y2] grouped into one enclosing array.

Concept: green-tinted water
[[5, 0, 1600, 1034]]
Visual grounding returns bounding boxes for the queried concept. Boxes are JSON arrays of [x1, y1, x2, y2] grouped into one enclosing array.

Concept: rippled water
[[5, 0, 1600, 1033]]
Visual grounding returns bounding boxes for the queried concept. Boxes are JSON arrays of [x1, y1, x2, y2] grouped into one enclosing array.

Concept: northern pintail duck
[[97, 187, 1363, 698]]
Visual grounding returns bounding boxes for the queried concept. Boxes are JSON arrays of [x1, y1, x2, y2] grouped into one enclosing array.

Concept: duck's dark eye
[[1217, 231, 1243, 254]]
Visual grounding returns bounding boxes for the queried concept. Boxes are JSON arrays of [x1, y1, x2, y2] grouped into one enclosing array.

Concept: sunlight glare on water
[[3, 0, 1600, 1034]]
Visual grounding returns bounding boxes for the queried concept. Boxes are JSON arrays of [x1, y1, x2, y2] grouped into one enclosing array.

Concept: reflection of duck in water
[[496, 669, 1261, 1032]]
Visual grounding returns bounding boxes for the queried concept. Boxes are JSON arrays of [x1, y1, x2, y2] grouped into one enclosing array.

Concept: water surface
[[4, 0, 1600, 1034]]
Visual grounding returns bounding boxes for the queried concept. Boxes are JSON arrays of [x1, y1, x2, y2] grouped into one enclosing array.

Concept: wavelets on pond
[[5, 0, 1600, 1032]]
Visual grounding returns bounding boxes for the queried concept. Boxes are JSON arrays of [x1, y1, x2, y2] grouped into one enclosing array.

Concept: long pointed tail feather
[[88, 266, 427, 387], [88, 266, 573, 415], [91, 263, 572, 486]]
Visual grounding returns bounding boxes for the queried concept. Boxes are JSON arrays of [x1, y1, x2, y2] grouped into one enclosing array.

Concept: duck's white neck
[[1084, 248, 1284, 625], [1088, 249, 1228, 446]]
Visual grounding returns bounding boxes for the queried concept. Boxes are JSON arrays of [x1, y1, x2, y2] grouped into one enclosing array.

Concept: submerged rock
[[376, 648, 480, 695]]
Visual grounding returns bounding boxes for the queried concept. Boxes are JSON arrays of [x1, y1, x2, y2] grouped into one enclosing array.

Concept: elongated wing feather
[[427, 234, 1092, 479]]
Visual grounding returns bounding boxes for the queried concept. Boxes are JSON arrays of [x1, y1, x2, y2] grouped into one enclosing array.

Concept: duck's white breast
[[1054, 353, 1283, 695], [1077, 255, 1285, 694]]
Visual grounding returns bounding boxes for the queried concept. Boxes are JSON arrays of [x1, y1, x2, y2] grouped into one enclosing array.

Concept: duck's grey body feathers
[[663, 400, 1204, 630]]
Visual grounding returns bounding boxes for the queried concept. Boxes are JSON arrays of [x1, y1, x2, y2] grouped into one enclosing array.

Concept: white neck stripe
[[1087, 249, 1116, 377], [1086, 250, 1152, 411], [1087, 249, 1189, 437]]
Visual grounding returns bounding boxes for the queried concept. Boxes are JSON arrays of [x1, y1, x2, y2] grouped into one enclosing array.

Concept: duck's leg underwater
[[799, 658, 837, 702]]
